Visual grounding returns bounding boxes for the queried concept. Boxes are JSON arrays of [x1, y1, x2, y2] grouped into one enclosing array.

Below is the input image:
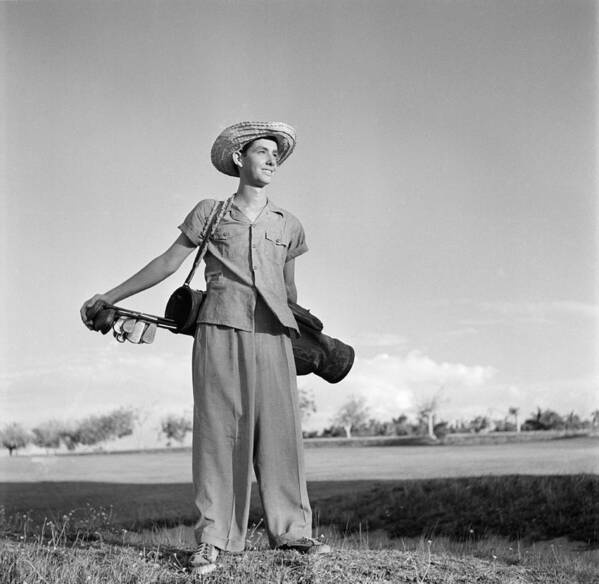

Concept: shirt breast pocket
[[265, 229, 288, 263], [210, 228, 234, 256], [212, 229, 232, 241], [265, 229, 287, 247]]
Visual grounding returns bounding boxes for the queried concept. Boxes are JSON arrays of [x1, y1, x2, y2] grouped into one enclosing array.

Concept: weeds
[[1, 474, 598, 582], [312, 474, 599, 544], [407, 539, 433, 584], [1, 508, 597, 583]]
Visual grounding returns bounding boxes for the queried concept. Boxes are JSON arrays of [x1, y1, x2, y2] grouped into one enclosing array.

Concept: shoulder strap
[[183, 196, 234, 286]]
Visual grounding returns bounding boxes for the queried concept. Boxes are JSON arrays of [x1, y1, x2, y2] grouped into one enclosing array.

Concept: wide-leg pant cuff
[[270, 527, 313, 549], [196, 529, 246, 553]]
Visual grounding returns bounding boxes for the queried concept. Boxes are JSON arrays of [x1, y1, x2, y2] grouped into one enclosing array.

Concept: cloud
[[478, 301, 599, 323], [1, 344, 193, 426], [4, 340, 595, 435], [514, 377, 599, 415], [448, 377, 599, 424], [347, 332, 408, 349], [458, 318, 511, 327], [427, 299, 599, 328], [302, 350, 496, 431], [303, 355, 598, 432], [435, 327, 479, 339]]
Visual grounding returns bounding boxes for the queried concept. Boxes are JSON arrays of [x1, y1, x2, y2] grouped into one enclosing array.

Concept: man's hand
[[80, 294, 111, 329]]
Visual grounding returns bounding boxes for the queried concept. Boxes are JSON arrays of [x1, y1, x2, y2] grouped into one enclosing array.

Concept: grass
[[1, 517, 596, 583], [4, 437, 596, 484], [3, 475, 596, 544], [1, 474, 598, 583], [312, 474, 598, 544]]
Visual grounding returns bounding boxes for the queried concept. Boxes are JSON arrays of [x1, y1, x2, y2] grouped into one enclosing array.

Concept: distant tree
[[30, 410, 136, 451], [363, 418, 395, 437], [31, 420, 64, 450], [74, 408, 137, 447], [161, 415, 192, 446], [564, 411, 583, 430], [468, 415, 492, 433], [432, 421, 449, 439], [333, 396, 369, 438], [508, 407, 521, 432], [494, 417, 516, 432], [391, 414, 412, 436], [0, 423, 31, 456], [418, 394, 442, 439], [57, 422, 80, 451], [523, 408, 565, 431], [320, 425, 345, 438], [592, 410, 599, 429], [302, 430, 320, 439], [298, 388, 317, 425], [447, 419, 470, 434], [104, 408, 136, 439], [417, 387, 447, 439]]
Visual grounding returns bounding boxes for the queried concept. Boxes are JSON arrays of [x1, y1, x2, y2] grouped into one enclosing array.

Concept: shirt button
[[253, 265, 259, 270]]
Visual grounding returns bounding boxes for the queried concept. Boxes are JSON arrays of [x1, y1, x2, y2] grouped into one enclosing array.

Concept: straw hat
[[211, 121, 297, 177]]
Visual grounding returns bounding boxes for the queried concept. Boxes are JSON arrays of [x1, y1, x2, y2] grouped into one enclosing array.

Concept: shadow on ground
[[1, 475, 597, 544], [0, 480, 361, 528]]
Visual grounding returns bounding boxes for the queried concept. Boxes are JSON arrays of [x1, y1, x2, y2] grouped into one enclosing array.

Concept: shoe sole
[[278, 545, 332, 555]]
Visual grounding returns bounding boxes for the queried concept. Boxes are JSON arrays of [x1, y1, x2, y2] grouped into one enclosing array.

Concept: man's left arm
[[284, 259, 298, 304]]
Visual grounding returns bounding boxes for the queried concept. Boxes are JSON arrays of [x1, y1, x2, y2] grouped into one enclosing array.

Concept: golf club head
[[126, 320, 146, 343], [141, 323, 157, 344]]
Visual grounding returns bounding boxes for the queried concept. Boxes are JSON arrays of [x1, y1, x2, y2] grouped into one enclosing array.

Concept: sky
[[1, 0, 597, 438]]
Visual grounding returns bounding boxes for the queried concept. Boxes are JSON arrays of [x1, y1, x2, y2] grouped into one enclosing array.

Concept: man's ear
[[232, 150, 243, 170]]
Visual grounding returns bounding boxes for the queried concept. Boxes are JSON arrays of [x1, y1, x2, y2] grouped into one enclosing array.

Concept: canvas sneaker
[[190, 542, 219, 575], [277, 537, 331, 555]]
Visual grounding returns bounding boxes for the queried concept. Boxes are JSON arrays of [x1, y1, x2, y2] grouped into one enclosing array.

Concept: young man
[[80, 121, 329, 574]]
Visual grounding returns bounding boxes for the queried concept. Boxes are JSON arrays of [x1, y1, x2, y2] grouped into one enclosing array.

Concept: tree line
[[0, 408, 203, 456], [316, 395, 599, 439], [0, 408, 136, 456], [2, 396, 597, 455], [159, 399, 599, 442]]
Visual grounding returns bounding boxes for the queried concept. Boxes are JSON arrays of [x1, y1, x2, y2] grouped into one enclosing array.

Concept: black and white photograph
[[1, 1, 597, 582]]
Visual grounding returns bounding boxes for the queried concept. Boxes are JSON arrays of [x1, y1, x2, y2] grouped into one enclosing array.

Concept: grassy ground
[[1, 441, 597, 582], [305, 430, 594, 448], [2, 437, 597, 483], [1, 474, 597, 583], [1, 522, 596, 583], [2, 475, 596, 544], [313, 475, 598, 544]]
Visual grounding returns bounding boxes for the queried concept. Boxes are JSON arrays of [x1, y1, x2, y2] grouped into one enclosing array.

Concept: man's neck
[[235, 184, 268, 209]]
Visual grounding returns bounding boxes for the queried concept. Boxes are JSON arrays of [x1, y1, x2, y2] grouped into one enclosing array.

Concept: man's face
[[237, 138, 279, 187]]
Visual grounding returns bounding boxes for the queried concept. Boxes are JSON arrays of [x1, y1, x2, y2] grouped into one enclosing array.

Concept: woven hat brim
[[211, 121, 296, 177]]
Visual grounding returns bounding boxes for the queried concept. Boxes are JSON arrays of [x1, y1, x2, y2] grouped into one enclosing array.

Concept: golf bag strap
[[183, 196, 234, 287]]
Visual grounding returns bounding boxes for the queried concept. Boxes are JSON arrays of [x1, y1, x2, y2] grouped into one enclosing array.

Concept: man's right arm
[[80, 233, 196, 328]]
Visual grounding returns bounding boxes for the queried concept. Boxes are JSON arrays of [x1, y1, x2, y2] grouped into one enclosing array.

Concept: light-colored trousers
[[191, 299, 312, 552]]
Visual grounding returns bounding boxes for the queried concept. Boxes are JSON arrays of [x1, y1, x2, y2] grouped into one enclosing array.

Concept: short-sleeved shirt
[[179, 197, 308, 333]]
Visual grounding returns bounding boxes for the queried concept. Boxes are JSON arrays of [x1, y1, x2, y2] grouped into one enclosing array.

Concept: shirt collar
[[227, 196, 285, 222], [266, 198, 285, 217]]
